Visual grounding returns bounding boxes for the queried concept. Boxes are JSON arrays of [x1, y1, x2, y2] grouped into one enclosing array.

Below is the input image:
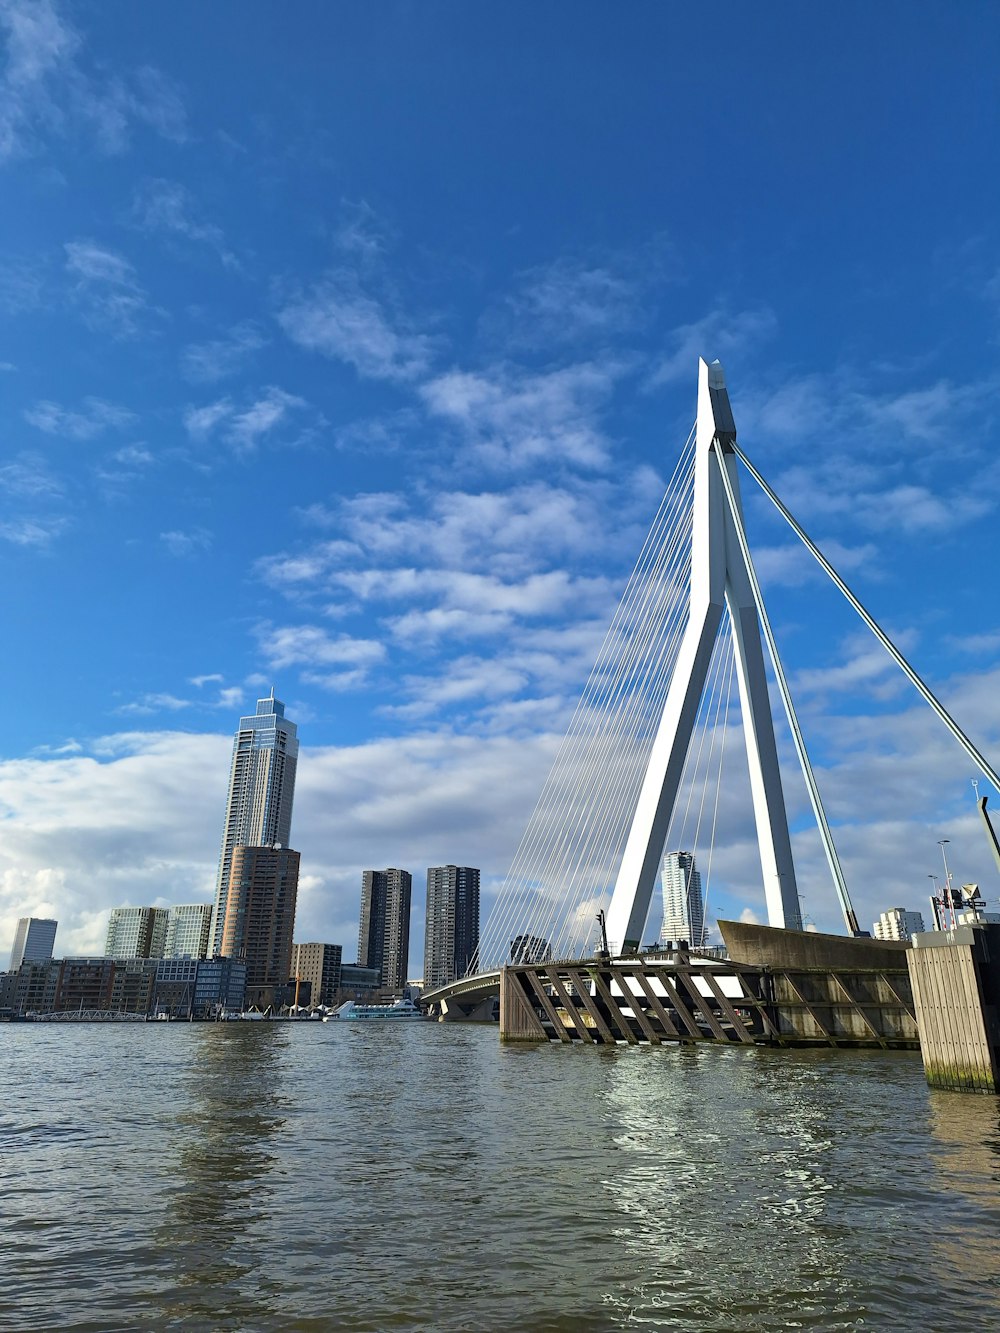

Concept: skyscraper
[[211, 691, 298, 954], [105, 907, 169, 959], [424, 865, 480, 988], [220, 845, 300, 1007], [8, 918, 57, 971], [164, 904, 213, 959], [358, 868, 411, 992], [660, 850, 706, 948]]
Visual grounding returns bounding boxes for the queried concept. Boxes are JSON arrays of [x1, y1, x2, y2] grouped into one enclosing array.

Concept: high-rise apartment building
[[220, 844, 300, 1006], [510, 933, 551, 964], [424, 866, 480, 988], [8, 917, 57, 971], [164, 904, 213, 959], [211, 692, 298, 955], [660, 851, 706, 948], [873, 907, 925, 942], [358, 868, 411, 992], [292, 942, 343, 1007], [105, 906, 169, 960]]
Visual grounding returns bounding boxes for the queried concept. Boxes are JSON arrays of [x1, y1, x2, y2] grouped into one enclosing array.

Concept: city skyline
[[1, 4, 1000, 969]]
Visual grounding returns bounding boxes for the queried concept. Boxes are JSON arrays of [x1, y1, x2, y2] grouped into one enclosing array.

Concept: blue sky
[[2, 0, 1000, 969]]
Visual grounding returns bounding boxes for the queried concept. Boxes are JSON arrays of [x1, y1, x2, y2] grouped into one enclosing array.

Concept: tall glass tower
[[659, 850, 706, 948], [210, 691, 299, 955]]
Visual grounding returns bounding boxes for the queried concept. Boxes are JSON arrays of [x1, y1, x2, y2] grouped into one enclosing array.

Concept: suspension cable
[[733, 442, 1000, 796]]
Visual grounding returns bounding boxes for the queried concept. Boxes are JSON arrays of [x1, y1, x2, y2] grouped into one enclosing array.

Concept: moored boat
[[322, 996, 426, 1022]]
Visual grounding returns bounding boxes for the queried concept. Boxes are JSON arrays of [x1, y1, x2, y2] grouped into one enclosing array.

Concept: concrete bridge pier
[[907, 924, 1000, 1093]]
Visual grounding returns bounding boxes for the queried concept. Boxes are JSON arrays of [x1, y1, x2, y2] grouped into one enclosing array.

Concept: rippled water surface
[[4, 1023, 1000, 1330]]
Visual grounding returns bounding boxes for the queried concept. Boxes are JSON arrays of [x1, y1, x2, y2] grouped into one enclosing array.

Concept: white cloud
[[650, 307, 778, 388], [183, 386, 308, 452], [277, 270, 435, 382], [420, 360, 624, 471], [24, 395, 135, 440], [131, 178, 238, 270], [113, 444, 152, 465], [227, 387, 307, 450], [180, 322, 266, 383], [118, 693, 192, 716], [160, 528, 212, 557], [64, 239, 153, 337], [0, 454, 62, 498], [491, 256, 641, 347], [258, 624, 387, 673], [0, 0, 186, 163], [0, 515, 65, 546]]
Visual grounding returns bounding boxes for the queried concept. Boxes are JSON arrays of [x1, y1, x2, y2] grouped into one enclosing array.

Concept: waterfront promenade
[[4, 1021, 1000, 1331]]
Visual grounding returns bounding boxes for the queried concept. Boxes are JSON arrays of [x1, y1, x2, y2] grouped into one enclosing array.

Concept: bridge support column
[[908, 924, 1000, 1092], [499, 966, 547, 1041]]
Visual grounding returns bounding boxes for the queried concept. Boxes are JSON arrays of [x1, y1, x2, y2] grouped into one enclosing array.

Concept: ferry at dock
[[323, 997, 426, 1022]]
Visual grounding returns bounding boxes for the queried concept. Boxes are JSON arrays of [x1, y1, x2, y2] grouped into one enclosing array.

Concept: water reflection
[[926, 1088, 1000, 1284], [148, 1024, 291, 1329], [593, 1046, 955, 1330]]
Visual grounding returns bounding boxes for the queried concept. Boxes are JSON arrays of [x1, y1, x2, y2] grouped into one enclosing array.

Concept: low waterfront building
[[337, 963, 381, 999], [154, 957, 247, 1016], [105, 906, 169, 960], [54, 958, 159, 1013], [873, 908, 925, 942], [0, 960, 60, 1014], [292, 942, 342, 1007], [8, 918, 58, 972]]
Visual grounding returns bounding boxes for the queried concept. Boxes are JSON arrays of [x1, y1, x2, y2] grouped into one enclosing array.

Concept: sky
[[2, 0, 1000, 972]]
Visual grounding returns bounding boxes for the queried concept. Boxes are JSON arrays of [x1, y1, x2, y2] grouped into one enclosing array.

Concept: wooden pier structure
[[493, 923, 920, 1049], [499, 952, 918, 1048]]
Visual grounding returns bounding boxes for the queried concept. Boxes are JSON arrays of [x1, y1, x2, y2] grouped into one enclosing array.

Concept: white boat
[[322, 997, 426, 1022]]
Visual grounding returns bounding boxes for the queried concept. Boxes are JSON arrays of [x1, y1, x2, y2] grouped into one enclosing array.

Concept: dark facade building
[[424, 865, 480, 988], [54, 958, 159, 1013], [358, 868, 411, 992], [154, 957, 247, 1017], [220, 844, 300, 1008], [510, 934, 552, 964]]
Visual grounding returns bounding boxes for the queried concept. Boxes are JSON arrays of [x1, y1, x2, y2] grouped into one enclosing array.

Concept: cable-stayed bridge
[[423, 358, 999, 1034]]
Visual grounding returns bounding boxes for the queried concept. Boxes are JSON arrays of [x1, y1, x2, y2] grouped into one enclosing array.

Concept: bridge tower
[[604, 358, 802, 954]]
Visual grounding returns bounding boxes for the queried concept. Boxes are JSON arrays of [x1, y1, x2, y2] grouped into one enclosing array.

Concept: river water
[[3, 1022, 1000, 1331]]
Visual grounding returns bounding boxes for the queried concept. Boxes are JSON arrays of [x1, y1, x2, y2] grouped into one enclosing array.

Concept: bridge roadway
[[423, 969, 501, 1022]]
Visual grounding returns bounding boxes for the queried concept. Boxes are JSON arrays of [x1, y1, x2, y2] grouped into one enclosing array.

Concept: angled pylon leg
[[604, 358, 801, 954]]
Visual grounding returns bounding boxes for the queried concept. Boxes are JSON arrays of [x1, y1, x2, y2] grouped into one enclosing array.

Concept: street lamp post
[[939, 840, 955, 928]]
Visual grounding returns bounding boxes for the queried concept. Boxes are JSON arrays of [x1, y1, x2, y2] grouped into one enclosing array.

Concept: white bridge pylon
[[605, 358, 802, 954]]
